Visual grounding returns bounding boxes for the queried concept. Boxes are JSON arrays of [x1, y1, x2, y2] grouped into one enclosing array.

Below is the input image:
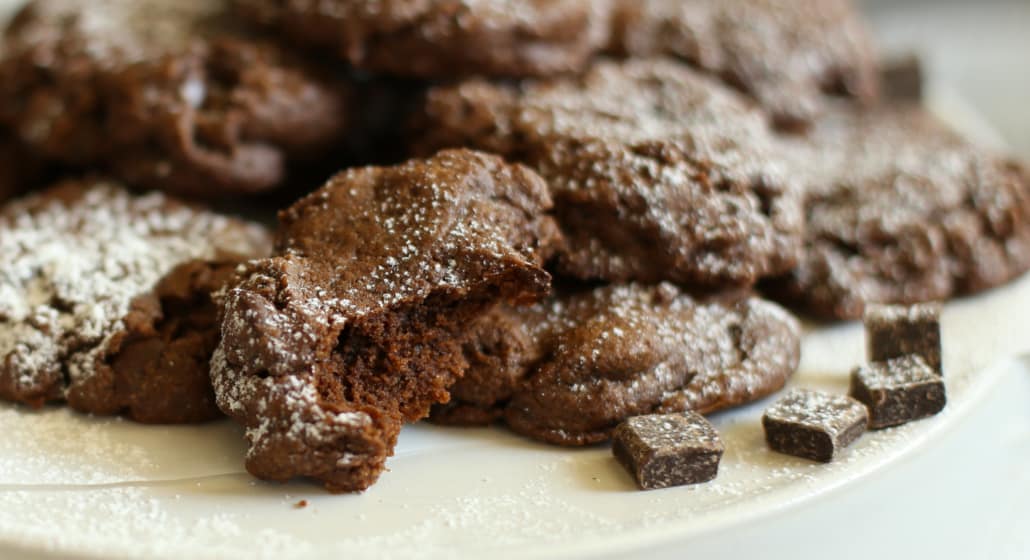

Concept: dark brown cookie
[[414, 58, 803, 289], [0, 0, 349, 198], [0, 131, 40, 203], [764, 103, 1030, 320], [609, 0, 880, 130], [0, 179, 271, 422], [211, 149, 559, 492], [431, 283, 801, 446], [232, 0, 613, 79]]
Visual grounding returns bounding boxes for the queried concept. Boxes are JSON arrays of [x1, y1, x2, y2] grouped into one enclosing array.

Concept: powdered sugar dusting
[[0, 181, 269, 405], [763, 389, 867, 437]]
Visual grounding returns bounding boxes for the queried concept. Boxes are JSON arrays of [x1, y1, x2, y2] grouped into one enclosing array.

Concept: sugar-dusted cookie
[[610, 0, 879, 129], [415, 59, 803, 289], [233, 0, 613, 78], [0, 179, 271, 422], [212, 149, 560, 492], [0, 0, 349, 198], [432, 283, 801, 446], [766, 104, 1030, 320]]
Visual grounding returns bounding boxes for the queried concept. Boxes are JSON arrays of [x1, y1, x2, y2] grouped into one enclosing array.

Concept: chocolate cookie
[[212, 149, 559, 492], [0, 132, 39, 203], [432, 283, 801, 446], [0, 0, 349, 198], [609, 0, 879, 129], [765, 103, 1030, 320], [414, 59, 803, 288], [0, 180, 271, 423], [232, 0, 613, 79]]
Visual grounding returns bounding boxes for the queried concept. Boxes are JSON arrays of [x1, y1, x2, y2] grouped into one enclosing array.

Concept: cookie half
[[765, 103, 1030, 320], [432, 283, 801, 446], [233, 0, 613, 78], [212, 149, 560, 492], [415, 58, 803, 289], [0, 179, 271, 423], [0, 0, 349, 198], [610, 0, 880, 129]]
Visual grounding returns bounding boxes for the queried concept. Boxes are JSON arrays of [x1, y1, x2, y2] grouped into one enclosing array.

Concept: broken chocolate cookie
[[613, 412, 724, 490], [609, 0, 880, 130], [765, 103, 1030, 320], [0, 179, 271, 422], [211, 149, 559, 492], [232, 0, 614, 79], [415, 59, 803, 289], [0, 0, 349, 198], [850, 355, 946, 429], [432, 283, 801, 446]]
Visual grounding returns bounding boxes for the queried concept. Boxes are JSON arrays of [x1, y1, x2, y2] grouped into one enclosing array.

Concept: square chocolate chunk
[[613, 412, 724, 490], [763, 389, 868, 463], [850, 355, 947, 429], [865, 303, 942, 374]]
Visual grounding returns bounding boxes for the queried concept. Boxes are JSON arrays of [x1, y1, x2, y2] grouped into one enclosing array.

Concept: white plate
[[1, 85, 1027, 559]]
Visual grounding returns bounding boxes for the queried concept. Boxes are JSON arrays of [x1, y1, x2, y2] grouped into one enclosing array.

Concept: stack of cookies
[[0, 0, 1027, 493]]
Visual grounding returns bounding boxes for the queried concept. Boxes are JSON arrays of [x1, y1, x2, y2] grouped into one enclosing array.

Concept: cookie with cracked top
[[764, 103, 1030, 320], [609, 0, 880, 130], [414, 59, 803, 289], [431, 283, 801, 446], [0, 179, 272, 423], [0, 0, 349, 199], [232, 0, 613, 79], [211, 149, 560, 492]]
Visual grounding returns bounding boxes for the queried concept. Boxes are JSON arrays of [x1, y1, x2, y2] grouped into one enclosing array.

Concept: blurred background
[[861, 0, 1029, 155]]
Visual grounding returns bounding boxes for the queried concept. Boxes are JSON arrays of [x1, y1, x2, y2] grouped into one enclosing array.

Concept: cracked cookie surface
[[0, 179, 271, 422], [233, 0, 613, 79], [415, 58, 803, 289], [610, 0, 879, 130], [212, 149, 560, 492], [0, 0, 349, 198], [765, 103, 1030, 320], [432, 283, 801, 446]]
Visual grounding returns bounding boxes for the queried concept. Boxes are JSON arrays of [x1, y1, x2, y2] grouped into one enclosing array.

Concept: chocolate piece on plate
[[850, 355, 946, 429], [612, 412, 724, 490], [880, 53, 924, 102], [865, 303, 942, 374], [762, 389, 868, 463]]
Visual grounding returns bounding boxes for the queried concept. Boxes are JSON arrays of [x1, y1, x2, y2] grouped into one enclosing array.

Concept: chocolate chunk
[[763, 389, 868, 462], [763, 103, 1030, 320], [415, 59, 803, 289], [865, 303, 942, 374], [612, 412, 724, 490], [850, 355, 946, 429], [880, 54, 924, 102], [211, 149, 559, 492]]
